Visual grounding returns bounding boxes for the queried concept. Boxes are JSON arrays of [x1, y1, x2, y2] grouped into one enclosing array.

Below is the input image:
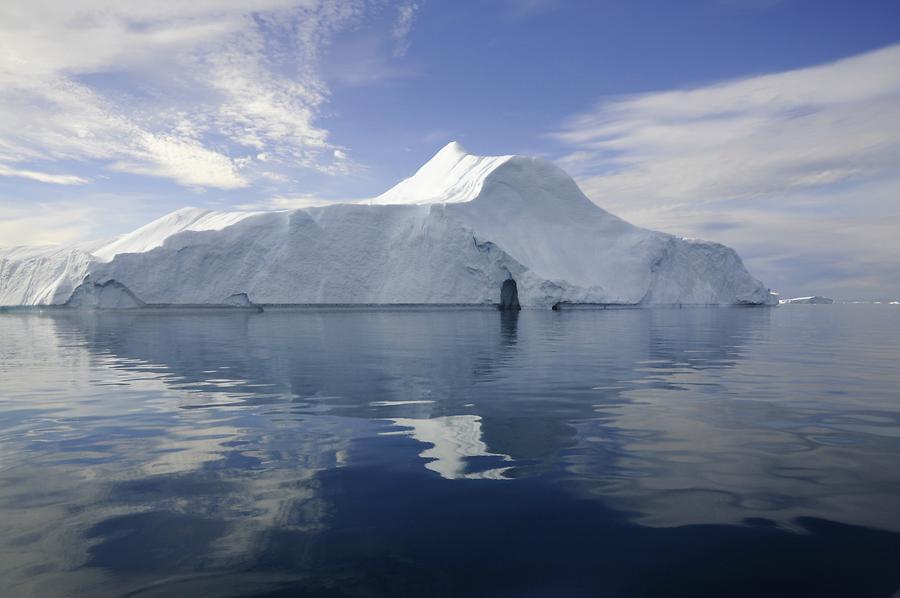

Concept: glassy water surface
[[1, 306, 899, 597]]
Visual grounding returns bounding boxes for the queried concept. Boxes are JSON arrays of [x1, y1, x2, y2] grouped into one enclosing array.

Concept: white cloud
[[0, 165, 88, 186], [0, 194, 165, 247], [109, 133, 247, 189], [0, 203, 97, 247], [555, 44, 900, 207], [392, 3, 419, 58], [553, 44, 900, 298], [0, 0, 374, 190]]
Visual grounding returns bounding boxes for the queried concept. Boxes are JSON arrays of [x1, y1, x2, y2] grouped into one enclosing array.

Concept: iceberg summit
[[0, 142, 774, 309]]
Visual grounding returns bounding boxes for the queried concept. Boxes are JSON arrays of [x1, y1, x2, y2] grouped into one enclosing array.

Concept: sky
[[1, 0, 899, 299]]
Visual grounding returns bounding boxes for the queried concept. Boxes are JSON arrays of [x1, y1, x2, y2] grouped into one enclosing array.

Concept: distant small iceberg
[[779, 296, 834, 305]]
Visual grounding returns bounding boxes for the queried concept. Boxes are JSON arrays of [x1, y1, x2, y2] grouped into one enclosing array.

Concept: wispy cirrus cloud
[[553, 44, 900, 299], [0, 193, 170, 247], [0, 1, 381, 190], [0, 164, 88, 186], [392, 3, 420, 58], [554, 44, 900, 207]]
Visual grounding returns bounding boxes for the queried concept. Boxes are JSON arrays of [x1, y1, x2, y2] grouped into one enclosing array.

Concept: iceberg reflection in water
[[387, 415, 513, 480], [1, 306, 899, 596]]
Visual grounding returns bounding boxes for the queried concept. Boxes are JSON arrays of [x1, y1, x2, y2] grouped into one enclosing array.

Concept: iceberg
[[779, 296, 834, 305], [0, 142, 774, 308]]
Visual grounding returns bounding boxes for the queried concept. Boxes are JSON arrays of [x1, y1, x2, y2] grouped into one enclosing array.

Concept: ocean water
[[1, 306, 899, 597]]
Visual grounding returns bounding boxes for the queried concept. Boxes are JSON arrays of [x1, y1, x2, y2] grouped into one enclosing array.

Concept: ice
[[779, 296, 834, 304], [0, 143, 773, 307]]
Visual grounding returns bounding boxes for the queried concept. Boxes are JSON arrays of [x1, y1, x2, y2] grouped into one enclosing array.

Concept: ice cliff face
[[0, 142, 773, 308]]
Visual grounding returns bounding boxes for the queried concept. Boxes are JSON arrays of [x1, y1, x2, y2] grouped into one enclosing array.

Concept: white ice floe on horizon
[[779, 296, 835, 305]]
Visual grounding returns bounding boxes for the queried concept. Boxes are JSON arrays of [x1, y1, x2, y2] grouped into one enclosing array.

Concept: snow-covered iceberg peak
[[369, 141, 514, 205]]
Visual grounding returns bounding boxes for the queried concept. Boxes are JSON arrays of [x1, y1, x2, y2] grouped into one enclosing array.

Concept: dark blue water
[[1, 306, 899, 597]]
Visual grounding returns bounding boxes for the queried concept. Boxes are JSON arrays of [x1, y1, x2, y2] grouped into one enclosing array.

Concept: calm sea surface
[[1, 306, 899, 597]]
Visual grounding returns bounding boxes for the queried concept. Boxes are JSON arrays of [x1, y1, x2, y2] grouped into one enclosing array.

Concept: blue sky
[[1, 0, 899, 298]]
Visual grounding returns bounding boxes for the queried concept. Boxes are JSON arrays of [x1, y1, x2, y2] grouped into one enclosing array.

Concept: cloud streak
[[392, 3, 420, 58], [0, 0, 370, 190], [553, 44, 900, 299], [0, 165, 88, 186]]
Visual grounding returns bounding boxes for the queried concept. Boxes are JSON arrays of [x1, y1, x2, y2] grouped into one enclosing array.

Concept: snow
[[368, 141, 512, 205], [0, 142, 774, 308], [0, 245, 95, 305], [91, 207, 261, 262]]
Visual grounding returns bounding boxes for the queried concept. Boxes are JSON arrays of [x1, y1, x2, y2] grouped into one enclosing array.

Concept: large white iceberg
[[0, 142, 774, 308]]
